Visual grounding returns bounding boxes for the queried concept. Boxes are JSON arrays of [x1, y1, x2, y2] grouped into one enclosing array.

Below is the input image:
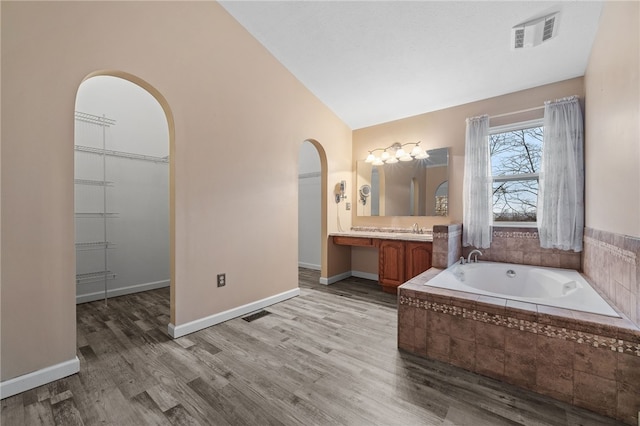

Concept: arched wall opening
[[75, 70, 176, 325], [298, 139, 329, 280], [298, 142, 321, 270]]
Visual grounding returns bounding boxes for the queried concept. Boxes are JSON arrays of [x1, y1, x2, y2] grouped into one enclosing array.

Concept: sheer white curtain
[[463, 115, 492, 248], [537, 96, 584, 251]]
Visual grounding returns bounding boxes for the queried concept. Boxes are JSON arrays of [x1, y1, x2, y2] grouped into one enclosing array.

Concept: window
[[489, 119, 543, 223]]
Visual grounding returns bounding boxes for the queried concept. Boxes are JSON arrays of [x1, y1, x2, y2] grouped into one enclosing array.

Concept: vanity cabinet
[[332, 235, 432, 294], [379, 240, 433, 293], [406, 242, 433, 280], [378, 240, 406, 290]]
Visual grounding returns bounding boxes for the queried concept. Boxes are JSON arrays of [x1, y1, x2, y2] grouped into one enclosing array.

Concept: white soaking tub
[[425, 261, 619, 317]]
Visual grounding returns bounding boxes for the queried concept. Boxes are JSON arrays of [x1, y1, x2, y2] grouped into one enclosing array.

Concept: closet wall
[[298, 142, 321, 270], [75, 76, 169, 303]]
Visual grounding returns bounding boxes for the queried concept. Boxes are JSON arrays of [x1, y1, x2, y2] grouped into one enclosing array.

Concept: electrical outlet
[[217, 273, 226, 287]]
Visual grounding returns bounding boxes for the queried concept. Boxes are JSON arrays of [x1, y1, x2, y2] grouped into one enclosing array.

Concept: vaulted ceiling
[[220, 1, 603, 130]]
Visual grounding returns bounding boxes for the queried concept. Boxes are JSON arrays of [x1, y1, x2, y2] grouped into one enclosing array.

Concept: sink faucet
[[467, 249, 483, 263], [412, 223, 419, 234]]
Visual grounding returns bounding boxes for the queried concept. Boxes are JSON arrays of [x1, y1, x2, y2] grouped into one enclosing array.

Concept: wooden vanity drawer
[[333, 236, 374, 247]]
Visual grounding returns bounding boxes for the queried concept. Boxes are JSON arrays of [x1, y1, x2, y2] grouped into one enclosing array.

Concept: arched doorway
[[297, 139, 329, 282], [74, 71, 176, 327], [298, 141, 322, 270]]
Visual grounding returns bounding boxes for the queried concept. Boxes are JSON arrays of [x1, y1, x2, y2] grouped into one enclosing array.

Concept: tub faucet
[[467, 249, 483, 263]]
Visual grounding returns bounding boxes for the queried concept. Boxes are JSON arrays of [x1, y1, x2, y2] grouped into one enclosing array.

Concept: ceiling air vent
[[542, 16, 556, 41], [514, 28, 525, 49], [511, 12, 559, 49]]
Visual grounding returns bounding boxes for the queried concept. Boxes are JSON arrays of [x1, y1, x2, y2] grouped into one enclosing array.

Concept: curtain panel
[[462, 115, 492, 248], [537, 96, 584, 251]]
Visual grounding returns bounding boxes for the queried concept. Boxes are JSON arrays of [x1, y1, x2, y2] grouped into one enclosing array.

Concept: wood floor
[[2, 269, 624, 425]]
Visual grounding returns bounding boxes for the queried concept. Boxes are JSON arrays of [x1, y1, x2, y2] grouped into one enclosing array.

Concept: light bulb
[[410, 144, 422, 156], [381, 151, 390, 161], [365, 152, 375, 163], [415, 150, 430, 160], [395, 148, 406, 158]]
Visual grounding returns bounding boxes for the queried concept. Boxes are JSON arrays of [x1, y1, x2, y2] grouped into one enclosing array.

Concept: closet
[[75, 76, 169, 304]]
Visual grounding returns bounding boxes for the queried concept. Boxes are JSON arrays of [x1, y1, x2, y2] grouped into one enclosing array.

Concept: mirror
[[356, 147, 449, 217]]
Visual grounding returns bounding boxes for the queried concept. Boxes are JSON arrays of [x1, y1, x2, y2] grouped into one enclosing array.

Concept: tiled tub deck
[[398, 269, 640, 425]]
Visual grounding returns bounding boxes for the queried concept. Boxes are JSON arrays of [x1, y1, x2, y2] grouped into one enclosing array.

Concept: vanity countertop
[[330, 230, 433, 242]]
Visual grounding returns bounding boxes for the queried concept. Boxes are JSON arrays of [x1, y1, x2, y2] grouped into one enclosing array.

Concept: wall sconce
[[365, 141, 429, 165]]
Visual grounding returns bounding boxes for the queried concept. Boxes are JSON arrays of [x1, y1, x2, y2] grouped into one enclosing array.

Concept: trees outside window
[[490, 121, 543, 222]]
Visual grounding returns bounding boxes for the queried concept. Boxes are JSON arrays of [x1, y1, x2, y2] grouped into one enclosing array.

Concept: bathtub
[[425, 261, 619, 317]]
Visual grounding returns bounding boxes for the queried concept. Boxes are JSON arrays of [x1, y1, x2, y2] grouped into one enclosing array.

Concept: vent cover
[[242, 310, 271, 322], [514, 28, 525, 49], [542, 16, 556, 41], [511, 12, 559, 49]]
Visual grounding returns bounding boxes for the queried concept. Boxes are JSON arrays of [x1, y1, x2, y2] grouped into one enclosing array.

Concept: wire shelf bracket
[[75, 111, 116, 127], [76, 271, 117, 284], [75, 241, 115, 251], [74, 145, 169, 164]]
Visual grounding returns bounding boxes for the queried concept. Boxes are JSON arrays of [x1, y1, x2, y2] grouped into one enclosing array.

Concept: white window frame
[[489, 118, 544, 227]]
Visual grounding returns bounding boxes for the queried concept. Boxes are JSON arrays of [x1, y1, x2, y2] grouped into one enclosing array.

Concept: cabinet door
[[406, 242, 432, 280], [378, 240, 405, 289]]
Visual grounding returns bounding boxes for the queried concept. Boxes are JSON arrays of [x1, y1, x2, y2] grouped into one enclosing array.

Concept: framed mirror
[[356, 147, 449, 217]]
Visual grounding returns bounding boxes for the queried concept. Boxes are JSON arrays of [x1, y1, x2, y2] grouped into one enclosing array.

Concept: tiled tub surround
[[583, 227, 639, 326], [432, 223, 463, 268], [398, 269, 640, 425], [462, 227, 582, 270]]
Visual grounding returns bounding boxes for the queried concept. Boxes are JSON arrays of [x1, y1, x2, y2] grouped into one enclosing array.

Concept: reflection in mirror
[[434, 181, 449, 216], [356, 147, 449, 217], [371, 168, 380, 215]]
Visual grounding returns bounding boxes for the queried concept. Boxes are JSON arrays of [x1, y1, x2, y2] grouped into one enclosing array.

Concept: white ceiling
[[219, 1, 603, 130]]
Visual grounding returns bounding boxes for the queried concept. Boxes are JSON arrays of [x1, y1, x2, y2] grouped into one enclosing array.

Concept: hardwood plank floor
[[1, 269, 624, 425]]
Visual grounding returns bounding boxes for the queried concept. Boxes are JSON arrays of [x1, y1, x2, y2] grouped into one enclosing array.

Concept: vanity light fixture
[[364, 141, 429, 165]]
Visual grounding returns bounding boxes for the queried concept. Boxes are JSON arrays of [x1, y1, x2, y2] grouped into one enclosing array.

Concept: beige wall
[[1, 1, 351, 382], [352, 77, 585, 231], [351, 246, 379, 276], [584, 0, 640, 238], [425, 166, 448, 216], [582, 0, 640, 327]]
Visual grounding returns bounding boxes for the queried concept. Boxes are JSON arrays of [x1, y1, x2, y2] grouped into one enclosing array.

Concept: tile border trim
[[493, 230, 539, 239], [584, 236, 636, 265], [399, 295, 640, 357], [433, 229, 462, 240]]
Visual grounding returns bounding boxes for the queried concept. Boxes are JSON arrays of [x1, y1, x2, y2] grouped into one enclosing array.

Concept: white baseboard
[[168, 288, 300, 338], [352, 271, 379, 281], [76, 279, 170, 304], [0, 357, 80, 399], [319, 271, 352, 285], [298, 262, 321, 271]]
